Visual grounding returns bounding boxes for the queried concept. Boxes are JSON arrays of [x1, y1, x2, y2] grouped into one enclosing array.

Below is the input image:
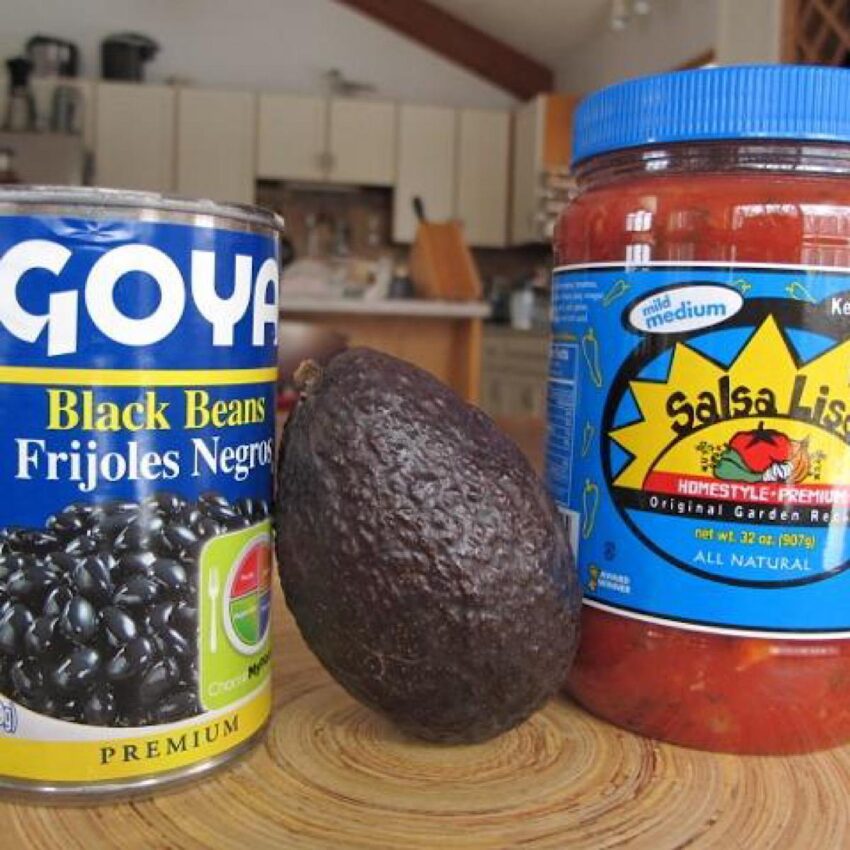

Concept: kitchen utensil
[[101, 33, 159, 81], [388, 270, 414, 299], [50, 85, 83, 134], [510, 284, 535, 330], [408, 196, 482, 301], [26, 35, 79, 77], [3, 57, 36, 131]]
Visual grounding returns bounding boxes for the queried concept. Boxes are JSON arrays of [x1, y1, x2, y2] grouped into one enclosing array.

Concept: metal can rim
[[0, 184, 285, 233]]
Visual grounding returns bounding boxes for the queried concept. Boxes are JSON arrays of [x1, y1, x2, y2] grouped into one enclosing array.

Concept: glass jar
[[549, 66, 850, 754]]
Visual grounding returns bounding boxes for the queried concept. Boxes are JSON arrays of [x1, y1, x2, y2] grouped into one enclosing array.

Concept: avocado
[[276, 348, 580, 743]]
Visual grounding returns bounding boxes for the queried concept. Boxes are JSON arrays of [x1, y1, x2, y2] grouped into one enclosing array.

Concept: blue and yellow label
[[548, 263, 850, 638], [0, 214, 278, 782], [0, 214, 278, 520]]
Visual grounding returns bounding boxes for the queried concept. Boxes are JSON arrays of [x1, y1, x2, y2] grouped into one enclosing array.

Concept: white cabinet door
[[511, 96, 543, 245], [257, 93, 326, 181], [177, 88, 256, 204], [393, 104, 456, 242], [455, 108, 510, 247], [94, 82, 175, 192], [328, 99, 396, 186]]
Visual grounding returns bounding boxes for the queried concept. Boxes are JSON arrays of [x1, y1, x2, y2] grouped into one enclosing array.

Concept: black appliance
[[26, 35, 79, 77], [101, 33, 159, 81], [3, 57, 36, 131]]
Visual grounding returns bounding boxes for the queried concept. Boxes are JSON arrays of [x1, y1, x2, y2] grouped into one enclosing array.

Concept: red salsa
[[552, 67, 850, 754]]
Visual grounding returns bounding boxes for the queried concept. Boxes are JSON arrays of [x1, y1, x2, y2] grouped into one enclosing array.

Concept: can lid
[[572, 65, 850, 166], [0, 185, 285, 233]]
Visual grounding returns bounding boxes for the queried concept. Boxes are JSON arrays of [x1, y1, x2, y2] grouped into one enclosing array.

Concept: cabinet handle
[[318, 151, 334, 175]]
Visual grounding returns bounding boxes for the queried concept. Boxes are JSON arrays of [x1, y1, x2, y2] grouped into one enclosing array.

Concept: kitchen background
[[0, 0, 836, 419]]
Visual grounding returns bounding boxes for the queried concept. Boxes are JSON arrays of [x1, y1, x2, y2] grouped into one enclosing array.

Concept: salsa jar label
[[548, 262, 850, 638], [0, 213, 278, 786]]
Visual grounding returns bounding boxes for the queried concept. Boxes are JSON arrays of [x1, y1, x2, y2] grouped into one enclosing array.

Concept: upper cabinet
[[177, 88, 256, 204], [94, 82, 176, 192], [257, 93, 326, 182], [257, 95, 396, 186], [328, 99, 396, 186], [455, 108, 510, 248], [511, 93, 579, 245], [393, 104, 456, 243]]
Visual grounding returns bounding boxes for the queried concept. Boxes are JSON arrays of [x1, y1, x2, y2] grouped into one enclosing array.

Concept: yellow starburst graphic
[[611, 317, 850, 489]]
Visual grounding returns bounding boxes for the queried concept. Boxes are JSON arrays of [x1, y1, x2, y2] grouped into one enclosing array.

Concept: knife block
[[409, 219, 482, 301]]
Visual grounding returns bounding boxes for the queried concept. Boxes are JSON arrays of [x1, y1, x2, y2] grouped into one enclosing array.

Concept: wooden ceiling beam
[[334, 0, 553, 99]]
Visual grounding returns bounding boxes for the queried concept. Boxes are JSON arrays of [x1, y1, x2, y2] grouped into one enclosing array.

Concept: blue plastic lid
[[572, 65, 850, 165]]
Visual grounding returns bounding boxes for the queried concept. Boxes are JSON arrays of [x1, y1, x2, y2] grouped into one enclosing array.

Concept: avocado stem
[[294, 359, 324, 396]]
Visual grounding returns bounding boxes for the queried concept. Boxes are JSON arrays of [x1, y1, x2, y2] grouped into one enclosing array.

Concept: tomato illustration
[[728, 422, 792, 473]]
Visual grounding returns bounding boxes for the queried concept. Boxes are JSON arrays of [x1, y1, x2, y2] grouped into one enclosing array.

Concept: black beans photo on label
[[24, 615, 60, 656], [101, 606, 138, 649], [0, 491, 270, 728], [72, 555, 115, 606], [52, 646, 102, 692], [60, 596, 99, 644]]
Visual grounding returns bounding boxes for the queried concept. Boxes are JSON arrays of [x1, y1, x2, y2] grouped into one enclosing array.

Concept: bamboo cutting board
[[1, 600, 848, 850], [1, 422, 850, 849]]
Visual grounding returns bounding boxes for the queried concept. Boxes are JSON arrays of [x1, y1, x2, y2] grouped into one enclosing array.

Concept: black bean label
[[0, 214, 277, 784]]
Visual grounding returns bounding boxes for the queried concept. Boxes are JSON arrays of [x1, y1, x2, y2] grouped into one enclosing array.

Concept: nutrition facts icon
[[222, 535, 273, 655]]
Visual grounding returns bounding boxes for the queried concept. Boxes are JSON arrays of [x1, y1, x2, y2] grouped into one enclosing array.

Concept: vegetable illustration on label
[[581, 327, 603, 388], [714, 424, 812, 484], [602, 279, 630, 307], [581, 421, 595, 457], [581, 479, 599, 539], [785, 281, 817, 303]]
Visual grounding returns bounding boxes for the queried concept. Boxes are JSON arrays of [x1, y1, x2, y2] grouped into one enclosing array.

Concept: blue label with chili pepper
[[547, 262, 850, 638]]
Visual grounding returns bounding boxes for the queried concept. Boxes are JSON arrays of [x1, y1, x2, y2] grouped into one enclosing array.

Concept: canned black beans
[[0, 188, 280, 798]]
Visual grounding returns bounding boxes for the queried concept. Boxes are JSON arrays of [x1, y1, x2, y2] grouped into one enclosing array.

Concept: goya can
[[0, 187, 281, 796], [549, 66, 850, 754]]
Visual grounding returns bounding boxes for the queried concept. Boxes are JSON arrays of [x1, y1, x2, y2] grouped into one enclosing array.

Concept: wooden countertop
[[281, 296, 491, 319], [2, 418, 849, 848]]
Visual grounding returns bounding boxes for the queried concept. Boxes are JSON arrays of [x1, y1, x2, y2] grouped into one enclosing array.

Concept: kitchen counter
[[281, 298, 489, 403], [281, 296, 491, 319], [2, 419, 847, 849]]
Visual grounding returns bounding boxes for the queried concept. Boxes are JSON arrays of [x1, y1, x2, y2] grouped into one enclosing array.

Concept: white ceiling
[[428, 0, 609, 67]]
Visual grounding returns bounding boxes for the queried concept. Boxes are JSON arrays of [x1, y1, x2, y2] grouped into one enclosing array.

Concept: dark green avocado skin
[[276, 348, 580, 744]]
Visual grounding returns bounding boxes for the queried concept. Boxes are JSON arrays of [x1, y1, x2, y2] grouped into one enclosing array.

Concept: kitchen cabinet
[[455, 108, 510, 248], [393, 104, 457, 243], [511, 93, 579, 244], [257, 93, 326, 182], [177, 88, 256, 204], [94, 82, 175, 192], [257, 94, 396, 186], [480, 326, 549, 418], [328, 99, 396, 186]]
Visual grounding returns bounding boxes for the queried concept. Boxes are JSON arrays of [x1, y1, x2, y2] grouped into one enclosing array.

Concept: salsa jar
[[548, 66, 850, 754]]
